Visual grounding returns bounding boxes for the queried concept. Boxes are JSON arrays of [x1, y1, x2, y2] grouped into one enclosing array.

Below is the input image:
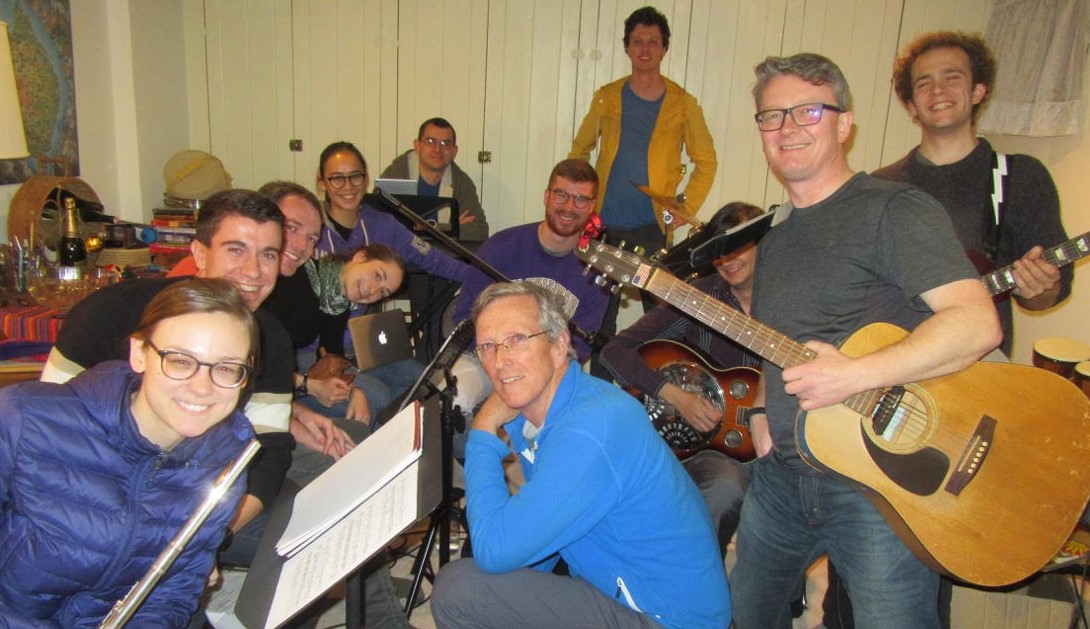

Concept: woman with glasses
[[315, 140, 473, 284], [315, 141, 481, 418], [0, 278, 257, 626]]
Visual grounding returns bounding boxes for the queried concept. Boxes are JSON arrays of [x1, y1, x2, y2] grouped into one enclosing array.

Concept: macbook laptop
[[373, 178, 418, 196], [348, 309, 414, 371]]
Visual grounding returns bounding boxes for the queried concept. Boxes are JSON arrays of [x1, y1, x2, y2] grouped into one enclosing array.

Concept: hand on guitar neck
[[1008, 245, 1062, 307]]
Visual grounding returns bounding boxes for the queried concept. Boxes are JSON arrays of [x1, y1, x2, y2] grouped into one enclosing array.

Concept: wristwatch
[[294, 373, 309, 398]]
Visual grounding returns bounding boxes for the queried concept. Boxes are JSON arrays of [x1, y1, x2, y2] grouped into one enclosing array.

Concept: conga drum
[[1032, 337, 1090, 380], [1074, 362, 1090, 398]]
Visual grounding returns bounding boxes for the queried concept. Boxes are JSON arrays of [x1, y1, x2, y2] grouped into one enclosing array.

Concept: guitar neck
[[981, 231, 1090, 296], [645, 268, 815, 370]]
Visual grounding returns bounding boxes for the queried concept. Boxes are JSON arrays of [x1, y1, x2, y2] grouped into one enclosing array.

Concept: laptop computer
[[348, 309, 414, 371], [365, 192, 461, 239], [373, 178, 418, 196]]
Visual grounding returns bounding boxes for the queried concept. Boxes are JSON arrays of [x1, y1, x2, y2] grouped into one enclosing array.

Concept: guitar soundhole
[[867, 385, 935, 452], [645, 361, 725, 450]]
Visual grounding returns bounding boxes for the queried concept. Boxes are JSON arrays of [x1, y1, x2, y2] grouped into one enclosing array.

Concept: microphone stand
[[372, 188, 606, 350]]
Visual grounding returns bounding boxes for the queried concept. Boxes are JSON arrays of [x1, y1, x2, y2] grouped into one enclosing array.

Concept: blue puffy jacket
[[0, 361, 252, 627]]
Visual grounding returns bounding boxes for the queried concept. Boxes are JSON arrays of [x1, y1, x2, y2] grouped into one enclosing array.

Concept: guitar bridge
[[944, 415, 996, 496]]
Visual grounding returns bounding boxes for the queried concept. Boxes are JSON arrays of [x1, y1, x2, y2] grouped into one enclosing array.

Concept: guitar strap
[[985, 151, 1009, 263]]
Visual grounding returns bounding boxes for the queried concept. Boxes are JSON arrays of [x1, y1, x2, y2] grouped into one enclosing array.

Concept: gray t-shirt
[[751, 173, 976, 466]]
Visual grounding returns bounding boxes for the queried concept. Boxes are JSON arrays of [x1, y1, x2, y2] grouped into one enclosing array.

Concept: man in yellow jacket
[[569, 5, 717, 375]]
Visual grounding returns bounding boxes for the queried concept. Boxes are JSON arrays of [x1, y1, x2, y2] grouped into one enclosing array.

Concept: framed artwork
[[0, 0, 78, 185]]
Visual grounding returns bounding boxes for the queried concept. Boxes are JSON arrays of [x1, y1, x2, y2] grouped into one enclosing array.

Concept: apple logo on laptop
[[378, 330, 388, 345]]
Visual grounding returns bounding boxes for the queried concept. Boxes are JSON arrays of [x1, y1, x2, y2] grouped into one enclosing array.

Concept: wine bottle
[[58, 197, 87, 266]]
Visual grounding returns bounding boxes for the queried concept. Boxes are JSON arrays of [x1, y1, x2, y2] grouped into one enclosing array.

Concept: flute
[[99, 439, 261, 629]]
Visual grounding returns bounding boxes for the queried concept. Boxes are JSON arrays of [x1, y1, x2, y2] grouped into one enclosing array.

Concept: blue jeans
[[730, 456, 939, 629], [682, 450, 750, 558], [297, 351, 423, 424]]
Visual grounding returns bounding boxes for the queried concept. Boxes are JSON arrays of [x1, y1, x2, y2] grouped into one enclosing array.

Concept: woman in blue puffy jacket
[[0, 278, 258, 627]]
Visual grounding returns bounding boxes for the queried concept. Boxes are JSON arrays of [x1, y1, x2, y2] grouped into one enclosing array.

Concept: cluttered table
[[0, 291, 62, 386]]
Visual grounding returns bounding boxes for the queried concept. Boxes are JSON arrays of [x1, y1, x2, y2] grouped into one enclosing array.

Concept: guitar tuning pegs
[[633, 246, 645, 256], [594, 275, 608, 287], [610, 284, 623, 296], [618, 239, 627, 249]]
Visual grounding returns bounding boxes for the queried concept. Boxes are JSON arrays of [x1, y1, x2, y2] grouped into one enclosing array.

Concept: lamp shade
[[0, 21, 27, 160]]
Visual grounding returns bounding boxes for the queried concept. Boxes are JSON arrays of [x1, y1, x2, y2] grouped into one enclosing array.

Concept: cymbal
[[635, 183, 701, 228]]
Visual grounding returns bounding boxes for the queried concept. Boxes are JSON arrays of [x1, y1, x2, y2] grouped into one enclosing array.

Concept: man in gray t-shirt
[[729, 53, 1000, 629]]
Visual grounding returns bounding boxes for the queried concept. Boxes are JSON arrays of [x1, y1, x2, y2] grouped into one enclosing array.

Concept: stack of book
[[149, 197, 199, 256]]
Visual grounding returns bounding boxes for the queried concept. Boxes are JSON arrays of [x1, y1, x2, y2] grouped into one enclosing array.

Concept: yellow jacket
[[569, 76, 718, 233]]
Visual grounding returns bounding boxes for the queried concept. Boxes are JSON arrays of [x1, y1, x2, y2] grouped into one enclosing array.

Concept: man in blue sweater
[[431, 281, 730, 629]]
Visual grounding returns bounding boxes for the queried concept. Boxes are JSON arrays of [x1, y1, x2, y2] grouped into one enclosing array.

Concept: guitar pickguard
[[861, 424, 949, 496]]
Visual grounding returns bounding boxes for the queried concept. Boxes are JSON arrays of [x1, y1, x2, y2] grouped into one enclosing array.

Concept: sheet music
[[276, 402, 422, 556], [263, 463, 420, 628]]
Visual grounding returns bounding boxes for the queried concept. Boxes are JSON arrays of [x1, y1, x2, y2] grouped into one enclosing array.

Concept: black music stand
[[233, 396, 442, 629], [399, 318, 476, 618], [687, 208, 779, 269]]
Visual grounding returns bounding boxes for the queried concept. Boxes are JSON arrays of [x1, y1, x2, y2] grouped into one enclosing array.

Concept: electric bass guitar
[[578, 239, 1090, 587], [978, 231, 1090, 298], [629, 339, 759, 462]]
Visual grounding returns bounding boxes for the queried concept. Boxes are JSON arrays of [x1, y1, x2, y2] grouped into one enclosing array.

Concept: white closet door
[[203, 0, 295, 188], [385, 0, 489, 186], [290, 0, 396, 187], [479, 0, 589, 231]]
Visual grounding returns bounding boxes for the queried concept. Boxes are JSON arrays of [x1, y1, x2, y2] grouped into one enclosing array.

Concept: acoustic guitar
[[630, 339, 759, 462], [578, 239, 1090, 587]]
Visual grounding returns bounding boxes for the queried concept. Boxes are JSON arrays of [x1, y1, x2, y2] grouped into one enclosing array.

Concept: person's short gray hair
[[753, 53, 852, 111], [471, 281, 576, 359]]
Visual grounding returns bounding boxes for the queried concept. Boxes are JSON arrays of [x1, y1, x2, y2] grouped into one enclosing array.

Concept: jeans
[[730, 456, 940, 629], [682, 450, 750, 557], [297, 351, 424, 424], [447, 352, 492, 459], [432, 559, 661, 629]]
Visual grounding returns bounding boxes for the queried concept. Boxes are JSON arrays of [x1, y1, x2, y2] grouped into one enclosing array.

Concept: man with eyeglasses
[[444, 159, 611, 454], [728, 53, 1000, 629], [430, 281, 731, 629], [821, 32, 1072, 629], [380, 117, 489, 242]]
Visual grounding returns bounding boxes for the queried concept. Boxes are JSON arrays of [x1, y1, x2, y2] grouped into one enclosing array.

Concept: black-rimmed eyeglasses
[[549, 189, 595, 210], [145, 340, 252, 389], [325, 172, 367, 189], [473, 331, 547, 360], [754, 102, 845, 131]]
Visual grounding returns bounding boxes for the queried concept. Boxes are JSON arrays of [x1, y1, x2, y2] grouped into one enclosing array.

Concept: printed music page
[[263, 463, 420, 628], [276, 401, 422, 556]]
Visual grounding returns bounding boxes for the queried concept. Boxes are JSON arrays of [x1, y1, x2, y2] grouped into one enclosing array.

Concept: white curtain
[[978, 0, 1089, 137]]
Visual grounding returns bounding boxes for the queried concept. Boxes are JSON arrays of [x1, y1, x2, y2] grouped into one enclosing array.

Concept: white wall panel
[[480, 0, 586, 231], [203, 0, 294, 190], [290, 0, 394, 188], [388, 0, 489, 183]]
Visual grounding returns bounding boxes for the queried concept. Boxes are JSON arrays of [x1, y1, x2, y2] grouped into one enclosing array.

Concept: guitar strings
[[660, 278, 933, 440]]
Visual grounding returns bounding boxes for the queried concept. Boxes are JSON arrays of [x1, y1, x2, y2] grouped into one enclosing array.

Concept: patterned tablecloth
[[0, 302, 66, 344]]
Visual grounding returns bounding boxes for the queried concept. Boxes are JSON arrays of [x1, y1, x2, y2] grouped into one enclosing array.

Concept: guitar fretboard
[[982, 231, 1090, 296], [643, 265, 885, 416]]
